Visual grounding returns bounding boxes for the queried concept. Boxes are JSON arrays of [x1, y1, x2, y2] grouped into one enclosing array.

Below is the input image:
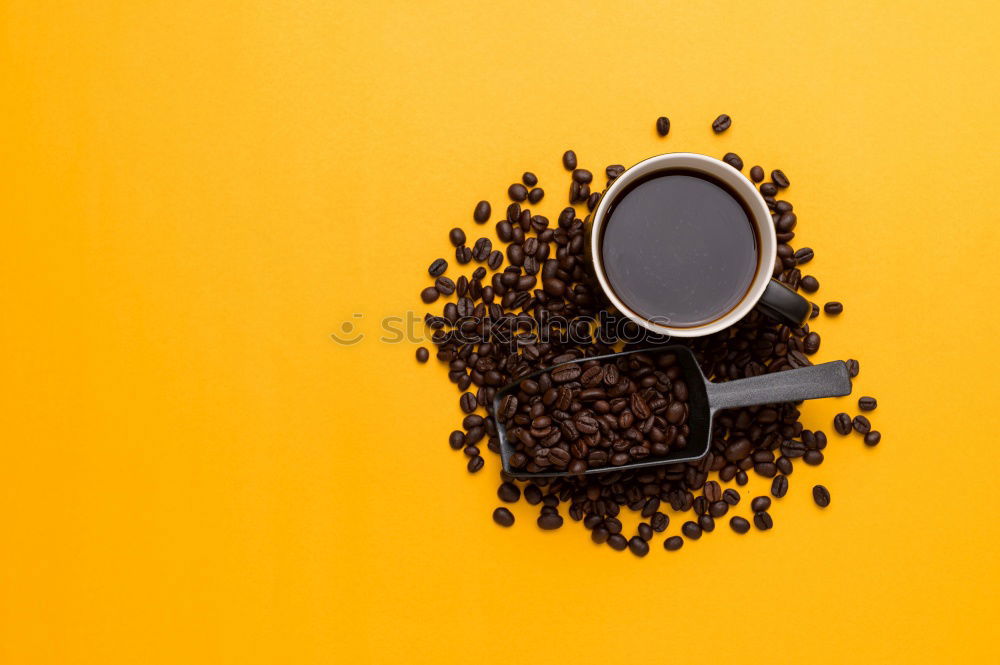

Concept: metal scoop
[[493, 345, 852, 480]]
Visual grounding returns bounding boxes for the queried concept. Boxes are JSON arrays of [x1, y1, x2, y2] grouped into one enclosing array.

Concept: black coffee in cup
[[598, 169, 760, 328]]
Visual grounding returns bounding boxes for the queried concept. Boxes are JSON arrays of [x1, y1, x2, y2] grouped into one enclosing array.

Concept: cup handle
[[755, 279, 811, 328]]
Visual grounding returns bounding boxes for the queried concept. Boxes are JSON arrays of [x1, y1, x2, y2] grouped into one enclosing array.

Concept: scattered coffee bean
[[803, 450, 824, 465], [467, 455, 484, 473], [750, 165, 764, 182], [606, 164, 625, 179], [523, 484, 542, 505], [493, 507, 515, 526], [522, 172, 538, 187], [628, 536, 650, 557], [824, 301, 843, 315], [681, 521, 702, 540], [699, 515, 715, 532], [664, 535, 684, 551], [760, 182, 777, 196], [497, 482, 520, 502], [528, 187, 544, 204], [729, 516, 751, 534], [656, 116, 670, 136], [751, 496, 771, 513], [813, 485, 831, 507], [794, 247, 814, 265], [852, 415, 871, 434], [864, 431, 881, 446], [753, 512, 773, 530], [459, 392, 477, 413], [771, 475, 789, 498], [723, 152, 744, 170], [420, 286, 439, 304], [771, 170, 790, 188], [712, 114, 732, 133], [800, 275, 819, 293], [846, 359, 860, 377], [474, 201, 491, 223], [858, 396, 878, 411], [723, 489, 740, 506], [607, 533, 628, 551], [449, 227, 466, 247], [455, 245, 472, 264], [572, 169, 593, 184], [538, 513, 564, 530], [651, 512, 669, 532], [508, 183, 528, 202], [637, 522, 653, 541], [416, 347, 429, 363], [834, 413, 853, 435], [448, 430, 465, 450], [428, 258, 448, 277], [562, 150, 577, 170]]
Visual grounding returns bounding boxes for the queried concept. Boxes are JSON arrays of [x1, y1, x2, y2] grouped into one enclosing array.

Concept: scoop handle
[[705, 361, 852, 411]]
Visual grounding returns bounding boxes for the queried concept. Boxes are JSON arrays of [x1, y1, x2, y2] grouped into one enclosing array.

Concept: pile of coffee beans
[[497, 351, 691, 473], [415, 115, 883, 556]]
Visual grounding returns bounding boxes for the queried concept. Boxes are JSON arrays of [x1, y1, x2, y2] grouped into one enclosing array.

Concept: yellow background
[[2, 1, 999, 663]]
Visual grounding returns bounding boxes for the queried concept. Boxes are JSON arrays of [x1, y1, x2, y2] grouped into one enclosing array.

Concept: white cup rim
[[589, 152, 777, 338]]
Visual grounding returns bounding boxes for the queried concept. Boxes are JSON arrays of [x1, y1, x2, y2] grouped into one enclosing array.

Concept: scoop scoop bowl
[[493, 345, 852, 480]]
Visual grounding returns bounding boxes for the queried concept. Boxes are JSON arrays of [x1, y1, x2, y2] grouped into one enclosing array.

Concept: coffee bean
[[628, 536, 650, 557], [606, 164, 625, 179], [497, 482, 520, 503], [455, 245, 472, 264], [435, 276, 456, 295], [637, 522, 654, 541], [420, 286, 439, 304], [428, 258, 448, 277], [664, 535, 684, 551], [800, 275, 819, 293], [803, 332, 821, 355], [810, 302, 820, 319], [723, 488, 740, 506], [449, 228, 466, 247], [794, 247, 814, 265], [699, 515, 716, 532], [467, 455, 484, 473], [834, 413, 852, 435], [416, 347, 429, 363], [736, 470, 748, 486], [473, 201, 491, 224], [587, 192, 600, 211], [508, 183, 528, 202], [852, 415, 871, 434], [712, 114, 732, 133], [459, 392, 477, 413], [771, 475, 789, 498], [729, 516, 751, 534], [493, 507, 514, 526], [824, 301, 843, 315], [651, 512, 669, 532], [776, 456, 793, 475], [771, 170, 790, 188], [753, 511, 773, 530], [750, 165, 764, 182], [523, 484, 542, 505], [528, 187, 544, 204], [760, 182, 777, 196], [488, 250, 503, 270], [803, 450, 824, 465], [448, 430, 465, 450], [864, 431, 881, 446], [859, 396, 878, 411], [654, 116, 671, 136], [591, 526, 609, 544], [751, 496, 771, 513], [812, 484, 831, 507], [522, 172, 538, 187], [846, 359, 860, 377], [572, 169, 593, 184], [538, 513, 564, 530], [681, 521, 702, 540], [723, 152, 744, 170], [607, 533, 628, 551], [562, 150, 577, 170]]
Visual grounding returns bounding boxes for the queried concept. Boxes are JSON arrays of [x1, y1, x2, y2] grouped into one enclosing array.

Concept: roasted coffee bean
[[753, 511, 773, 530], [846, 359, 860, 377], [750, 496, 771, 513], [628, 536, 650, 557], [428, 258, 448, 277], [812, 484, 831, 507], [723, 152, 744, 170], [656, 116, 670, 136], [523, 484, 542, 505], [771, 474, 789, 498], [810, 302, 820, 319], [637, 523, 653, 541], [420, 286, 439, 304], [760, 182, 777, 196], [435, 276, 456, 295], [864, 431, 882, 446], [562, 150, 577, 170], [771, 170, 790, 188], [416, 347, 429, 363], [495, 220, 513, 242], [664, 535, 684, 551], [473, 200, 491, 223], [699, 515, 715, 532], [729, 516, 751, 534], [459, 392, 477, 413], [572, 169, 593, 184], [723, 488, 740, 506], [497, 482, 520, 503], [591, 526, 609, 544], [508, 183, 528, 202], [538, 513, 564, 530], [492, 507, 515, 526], [852, 415, 871, 434], [449, 228, 466, 247], [824, 301, 843, 315], [681, 521, 702, 540], [650, 512, 669, 532], [455, 245, 472, 264], [471, 237, 492, 262], [606, 164, 625, 179], [750, 165, 764, 182], [794, 247, 814, 265], [467, 455, 484, 473], [528, 187, 544, 204], [858, 396, 878, 411], [587, 192, 600, 211], [834, 413, 853, 435], [803, 450, 824, 465], [712, 114, 732, 133], [448, 430, 465, 450], [776, 456, 793, 475], [522, 172, 538, 187], [800, 275, 820, 293], [803, 332, 821, 354], [607, 533, 628, 551], [488, 250, 503, 270], [709, 501, 728, 518], [736, 471, 748, 486]]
